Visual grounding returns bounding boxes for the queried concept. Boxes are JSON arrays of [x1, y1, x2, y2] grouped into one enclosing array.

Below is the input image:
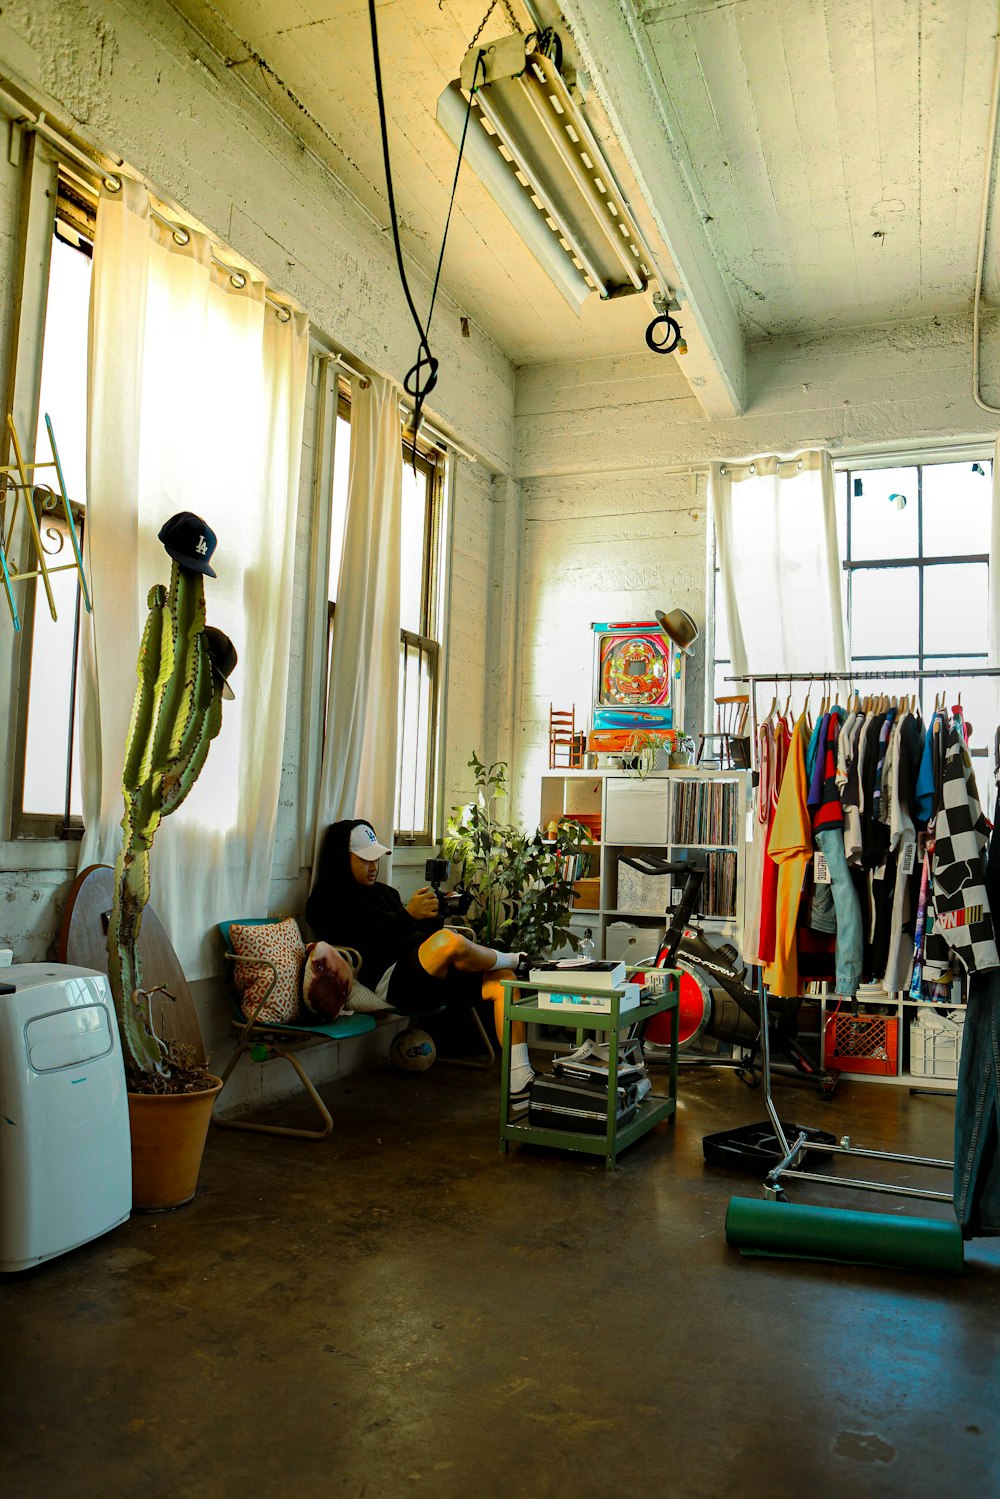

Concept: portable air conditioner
[[0, 963, 131, 1272]]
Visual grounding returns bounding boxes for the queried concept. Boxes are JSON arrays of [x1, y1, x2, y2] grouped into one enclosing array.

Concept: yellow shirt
[[763, 716, 812, 999]]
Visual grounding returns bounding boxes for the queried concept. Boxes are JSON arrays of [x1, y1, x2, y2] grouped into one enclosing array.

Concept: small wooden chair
[[549, 704, 585, 769], [697, 695, 750, 768]]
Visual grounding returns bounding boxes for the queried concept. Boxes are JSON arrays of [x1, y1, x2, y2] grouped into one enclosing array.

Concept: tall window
[[712, 457, 993, 753], [326, 395, 445, 844], [10, 175, 93, 838]]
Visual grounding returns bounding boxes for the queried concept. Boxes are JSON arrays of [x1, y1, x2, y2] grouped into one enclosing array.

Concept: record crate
[[823, 1010, 899, 1076]]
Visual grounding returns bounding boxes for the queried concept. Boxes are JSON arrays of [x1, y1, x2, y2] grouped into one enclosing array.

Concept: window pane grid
[[712, 458, 994, 750], [326, 405, 444, 844]]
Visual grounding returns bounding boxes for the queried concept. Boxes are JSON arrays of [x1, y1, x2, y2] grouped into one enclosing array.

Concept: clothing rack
[[756, 973, 953, 1205], [731, 665, 1000, 1207], [726, 667, 1000, 770]]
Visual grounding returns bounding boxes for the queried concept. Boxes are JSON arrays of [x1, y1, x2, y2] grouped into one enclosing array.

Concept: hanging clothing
[[757, 718, 791, 965], [955, 968, 1000, 1238], [811, 710, 863, 997], [883, 712, 923, 995], [742, 720, 773, 963], [839, 710, 866, 867], [955, 787, 1000, 1238], [764, 716, 812, 999], [923, 727, 999, 988]]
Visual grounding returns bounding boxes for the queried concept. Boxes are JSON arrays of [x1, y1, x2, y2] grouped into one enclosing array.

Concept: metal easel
[[0, 412, 91, 631], [724, 665, 1000, 1204]]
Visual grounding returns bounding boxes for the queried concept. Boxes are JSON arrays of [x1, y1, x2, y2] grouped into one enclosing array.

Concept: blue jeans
[[954, 969, 1000, 1238], [815, 828, 863, 998]]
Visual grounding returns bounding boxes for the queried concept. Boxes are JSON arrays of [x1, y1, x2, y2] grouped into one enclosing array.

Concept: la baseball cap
[[158, 511, 218, 578], [349, 824, 390, 860]]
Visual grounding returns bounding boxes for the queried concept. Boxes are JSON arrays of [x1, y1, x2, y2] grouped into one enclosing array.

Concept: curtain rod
[[141, 201, 294, 322], [0, 83, 297, 325], [330, 353, 478, 463], [726, 668, 1000, 682]]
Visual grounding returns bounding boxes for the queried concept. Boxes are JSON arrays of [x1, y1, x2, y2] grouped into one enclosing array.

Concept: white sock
[[490, 949, 522, 972], [510, 1041, 533, 1093]]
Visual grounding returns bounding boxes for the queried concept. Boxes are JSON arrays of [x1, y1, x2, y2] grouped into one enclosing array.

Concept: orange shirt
[[763, 716, 812, 999]]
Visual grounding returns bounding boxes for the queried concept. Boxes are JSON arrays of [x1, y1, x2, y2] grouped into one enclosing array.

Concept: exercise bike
[[621, 854, 836, 1095]]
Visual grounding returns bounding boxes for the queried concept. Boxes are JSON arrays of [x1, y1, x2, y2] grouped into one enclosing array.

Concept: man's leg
[[416, 932, 531, 1089]]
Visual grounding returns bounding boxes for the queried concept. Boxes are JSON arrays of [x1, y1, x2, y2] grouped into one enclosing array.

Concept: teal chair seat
[[213, 917, 377, 1140]]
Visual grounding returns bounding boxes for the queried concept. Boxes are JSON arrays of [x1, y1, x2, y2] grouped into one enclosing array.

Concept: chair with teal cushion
[[212, 917, 377, 1140]]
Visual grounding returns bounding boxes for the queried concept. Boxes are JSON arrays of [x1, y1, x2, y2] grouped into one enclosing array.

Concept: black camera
[[424, 857, 471, 920]]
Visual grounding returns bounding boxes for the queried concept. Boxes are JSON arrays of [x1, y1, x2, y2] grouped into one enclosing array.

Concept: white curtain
[[311, 374, 403, 875], [79, 179, 309, 978], [990, 436, 1000, 700], [711, 448, 849, 677]]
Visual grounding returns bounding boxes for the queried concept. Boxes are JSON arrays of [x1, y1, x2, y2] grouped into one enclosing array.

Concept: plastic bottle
[[578, 928, 595, 961]]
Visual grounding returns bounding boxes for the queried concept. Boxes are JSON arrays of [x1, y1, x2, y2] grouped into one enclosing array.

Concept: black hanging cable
[[367, 0, 485, 443]]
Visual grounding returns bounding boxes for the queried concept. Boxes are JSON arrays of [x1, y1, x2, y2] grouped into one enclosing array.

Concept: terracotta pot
[[127, 1077, 222, 1212]]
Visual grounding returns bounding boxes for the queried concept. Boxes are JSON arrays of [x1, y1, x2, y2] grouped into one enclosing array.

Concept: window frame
[[395, 432, 445, 847], [841, 461, 990, 679], [323, 387, 447, 847], [9, 176, 94, 841], [709, 450, 994, 730], [2, 133, 96, 842]]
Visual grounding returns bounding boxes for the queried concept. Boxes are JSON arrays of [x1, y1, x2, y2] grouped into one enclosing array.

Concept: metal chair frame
[[212, 922, 377, 1141]]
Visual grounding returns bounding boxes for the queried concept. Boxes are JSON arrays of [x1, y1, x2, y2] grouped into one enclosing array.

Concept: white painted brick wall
[[0, 0, 505, 1108], [509, 310, 1000, 819]]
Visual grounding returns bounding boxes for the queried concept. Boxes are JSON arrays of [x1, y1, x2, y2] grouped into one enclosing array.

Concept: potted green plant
[[108, 523, 235, 1210], [442, 753, 592, 955]]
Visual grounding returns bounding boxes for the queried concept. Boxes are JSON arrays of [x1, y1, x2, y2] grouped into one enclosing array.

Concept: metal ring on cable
[[645, 312, 682, 354]]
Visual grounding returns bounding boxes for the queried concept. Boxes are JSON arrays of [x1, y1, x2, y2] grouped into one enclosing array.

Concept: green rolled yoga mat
[[726, 1196, 965, 1274]]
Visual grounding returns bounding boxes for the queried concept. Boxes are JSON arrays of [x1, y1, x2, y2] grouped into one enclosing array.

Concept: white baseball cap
[[349, 824, 390, 860]]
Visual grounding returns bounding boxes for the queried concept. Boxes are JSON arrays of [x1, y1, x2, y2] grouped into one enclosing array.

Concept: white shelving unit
[[809, 989, 966, 1094], [539, 768, 751, 964], [539, 768, 966, 1095]]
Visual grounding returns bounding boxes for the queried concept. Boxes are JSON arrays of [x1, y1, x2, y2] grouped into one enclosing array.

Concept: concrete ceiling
[[169, 0, 1000, 412], [169, 0, 679, 369], [637, 0, 1000, 338]]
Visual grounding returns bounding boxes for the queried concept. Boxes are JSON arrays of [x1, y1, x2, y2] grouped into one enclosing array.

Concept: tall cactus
[[107, 560, 225, 1076]]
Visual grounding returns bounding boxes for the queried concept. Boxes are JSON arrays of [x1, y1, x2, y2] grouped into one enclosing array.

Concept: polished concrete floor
[[4, 1056, 1000, 1499]]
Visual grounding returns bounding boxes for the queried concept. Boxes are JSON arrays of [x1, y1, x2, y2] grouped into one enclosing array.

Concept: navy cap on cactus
[[157, 511, 218, 578], [204, 625, 237, 700]]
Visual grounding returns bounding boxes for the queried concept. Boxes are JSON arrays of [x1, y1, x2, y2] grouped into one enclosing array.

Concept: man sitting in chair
[[307, 819, 534, 1110]]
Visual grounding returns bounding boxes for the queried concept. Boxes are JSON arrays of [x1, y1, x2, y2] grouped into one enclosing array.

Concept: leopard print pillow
[[230, 918, 305, 1024]]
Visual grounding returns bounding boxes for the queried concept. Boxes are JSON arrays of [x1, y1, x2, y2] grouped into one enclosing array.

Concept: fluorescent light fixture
[[437, 36, 653, 315]]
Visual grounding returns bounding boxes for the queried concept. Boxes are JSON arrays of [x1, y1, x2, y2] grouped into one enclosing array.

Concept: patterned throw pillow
[[230, 918, 305, 1024]]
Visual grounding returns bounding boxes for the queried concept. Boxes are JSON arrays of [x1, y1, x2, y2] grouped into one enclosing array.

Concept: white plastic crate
[[909, 1010, 965, 1080]]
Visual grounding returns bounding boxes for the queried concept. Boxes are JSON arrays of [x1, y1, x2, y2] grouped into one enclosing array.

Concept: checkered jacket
[[923, 726, 999, 984]]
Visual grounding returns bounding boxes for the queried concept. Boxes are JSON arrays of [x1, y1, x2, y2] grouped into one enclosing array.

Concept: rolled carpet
[[725, 1196, 965, 1273]]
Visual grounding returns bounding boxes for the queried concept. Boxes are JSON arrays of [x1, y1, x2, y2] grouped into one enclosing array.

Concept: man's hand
[[406, 886, 439, 920]]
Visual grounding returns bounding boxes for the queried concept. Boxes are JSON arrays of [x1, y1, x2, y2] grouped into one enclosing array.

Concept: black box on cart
[[526, 1075, 639, 1134]]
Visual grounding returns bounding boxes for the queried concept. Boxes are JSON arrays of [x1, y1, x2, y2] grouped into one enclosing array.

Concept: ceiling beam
[[557, 0, 746, 417]]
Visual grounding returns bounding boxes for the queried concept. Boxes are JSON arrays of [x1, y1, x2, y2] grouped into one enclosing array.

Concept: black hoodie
[[305, 819, 441, 989]]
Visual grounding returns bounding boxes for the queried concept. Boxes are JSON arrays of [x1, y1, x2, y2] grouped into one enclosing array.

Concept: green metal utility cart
[[498, 971, 680, 1171]]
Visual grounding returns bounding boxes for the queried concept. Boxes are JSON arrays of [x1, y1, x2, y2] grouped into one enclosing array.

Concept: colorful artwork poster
[[594, 625, 672, 707]]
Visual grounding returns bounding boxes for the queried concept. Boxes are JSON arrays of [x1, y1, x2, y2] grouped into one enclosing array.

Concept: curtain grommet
[[229, 270, 247, 290]]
